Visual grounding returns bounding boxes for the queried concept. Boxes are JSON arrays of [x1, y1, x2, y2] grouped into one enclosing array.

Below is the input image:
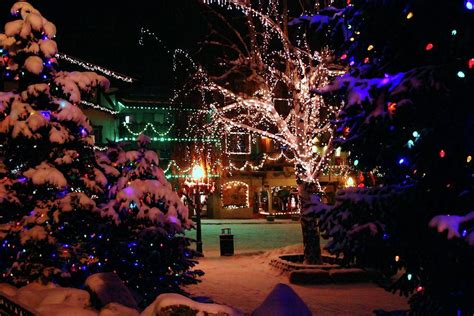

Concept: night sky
[[0, 1, 312, 95], [1, 1, 209, 93]]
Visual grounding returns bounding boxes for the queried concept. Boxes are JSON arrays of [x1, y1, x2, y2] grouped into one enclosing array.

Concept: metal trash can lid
[[221, 227, 231, 235]]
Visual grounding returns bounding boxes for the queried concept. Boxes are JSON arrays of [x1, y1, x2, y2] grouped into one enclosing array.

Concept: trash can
[[220, 228, 234, 256]]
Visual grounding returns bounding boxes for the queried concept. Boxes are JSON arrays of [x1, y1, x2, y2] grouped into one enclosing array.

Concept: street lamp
[[191, 163, 205, 254]]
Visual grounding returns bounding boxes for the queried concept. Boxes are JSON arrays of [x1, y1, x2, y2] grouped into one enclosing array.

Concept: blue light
[[466, 0, 473, 10], [457, 71, 466, 78], [462, 229, 467, 237], [407, 140, 415, 149], [382, 233, 390, 240], [398, 158, 406, 165]]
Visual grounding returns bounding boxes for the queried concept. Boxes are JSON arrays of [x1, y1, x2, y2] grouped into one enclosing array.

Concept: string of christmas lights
[[80, 100, 120, 115], [122, 122, 174, 136], [56, 52, 135, 83]]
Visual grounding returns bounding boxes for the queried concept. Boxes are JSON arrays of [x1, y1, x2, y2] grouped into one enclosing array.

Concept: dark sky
[[1, 1, 208, 92], [0, 1, 311, 94]]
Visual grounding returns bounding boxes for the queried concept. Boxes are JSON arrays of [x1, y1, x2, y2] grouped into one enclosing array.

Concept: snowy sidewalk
[[185, 219, 307, 257], [186, 246, 409, 315]]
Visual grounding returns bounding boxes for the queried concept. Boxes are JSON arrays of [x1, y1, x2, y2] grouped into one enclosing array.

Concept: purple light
[[18, 177, 27, 183], [42, 74, 47, 79], [462, 229, 468, 237], [80, 127, 87, 137], [40, 111, 50, 120], [5, 72, 10, 77], [123, 187, 134, 196], [42, 35, 48, 40]]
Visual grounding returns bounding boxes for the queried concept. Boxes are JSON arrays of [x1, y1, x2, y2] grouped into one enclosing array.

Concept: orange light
[[388, 102, 397, 115]]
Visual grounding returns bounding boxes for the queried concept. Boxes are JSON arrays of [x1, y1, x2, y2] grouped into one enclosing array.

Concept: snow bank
[[141, 293, 243, 316], [252, 283, 311, 316], [99, 303, 139, 316], [85, 273, 138, 309], [36, 305, 98, 316], [0, 283, 18, 297]]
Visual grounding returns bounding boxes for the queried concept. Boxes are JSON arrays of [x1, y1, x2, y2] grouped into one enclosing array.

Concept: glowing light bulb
[[191, 164, 205, 181], [457, 71, 465, 78], [466, 0, 473, 10], [406, 12, 414, 19], [354, 159, 359, 166], [395, 255, 400, 262], [425, 43, 434, 51], [398, 158, 406, 165], [345, 177, 355, 188], [412, 131, 420, 138], [439, 150, 445, 158], [451, 29, 457, 36], [467, 156, 472, 163], [407, 273, 412, 281], [367, 45, 374, 51]]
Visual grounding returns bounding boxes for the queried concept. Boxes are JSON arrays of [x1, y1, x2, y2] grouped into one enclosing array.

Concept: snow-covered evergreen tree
[[98, 135, 202, 306], [0, 2, 111, 286], [295, 0, 474, 313]]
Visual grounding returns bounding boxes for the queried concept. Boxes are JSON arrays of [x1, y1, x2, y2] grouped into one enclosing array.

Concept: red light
[[340, 54, 347, 60], [439, 149, 445, 158], [425, 43, 434, 51], [364, 57, 370, 63], [357, 183, 365, 188], [469, 58, 474, 69]]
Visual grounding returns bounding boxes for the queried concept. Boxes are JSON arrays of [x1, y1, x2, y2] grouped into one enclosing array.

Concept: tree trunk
[[298, 181, 322, 264]]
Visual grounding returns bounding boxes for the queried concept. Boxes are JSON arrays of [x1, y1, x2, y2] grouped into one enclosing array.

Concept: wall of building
[[82, 108, 119, 144]]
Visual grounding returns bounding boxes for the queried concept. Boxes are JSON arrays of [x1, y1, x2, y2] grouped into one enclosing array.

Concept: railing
[[0, 293, 35, 316]]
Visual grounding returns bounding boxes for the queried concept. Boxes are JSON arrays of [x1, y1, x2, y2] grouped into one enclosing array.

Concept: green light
[[451, 29, 457, 36]]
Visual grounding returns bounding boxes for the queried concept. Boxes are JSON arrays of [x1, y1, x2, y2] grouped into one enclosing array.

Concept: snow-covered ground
[[186, 219, 320, 257], [186, 245, 409, 315]]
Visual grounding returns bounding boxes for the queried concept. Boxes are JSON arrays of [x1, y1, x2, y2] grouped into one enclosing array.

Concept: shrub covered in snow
[[96, 136, 202, 306], [0, 2, 111, 287]]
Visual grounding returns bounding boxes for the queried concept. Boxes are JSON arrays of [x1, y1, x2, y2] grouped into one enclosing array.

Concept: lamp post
[[191, 163, 205, 254]]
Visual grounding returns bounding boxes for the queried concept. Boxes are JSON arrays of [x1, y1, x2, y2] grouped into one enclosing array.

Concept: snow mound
[[252, 283, 311, 316], [85, 273, 138, 309], [14, 281, 90, 310], [36, 305, 98, 316], [99, 303, 139, 316], [141, 293, 243, 316], [0, 283, 18, 297]]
